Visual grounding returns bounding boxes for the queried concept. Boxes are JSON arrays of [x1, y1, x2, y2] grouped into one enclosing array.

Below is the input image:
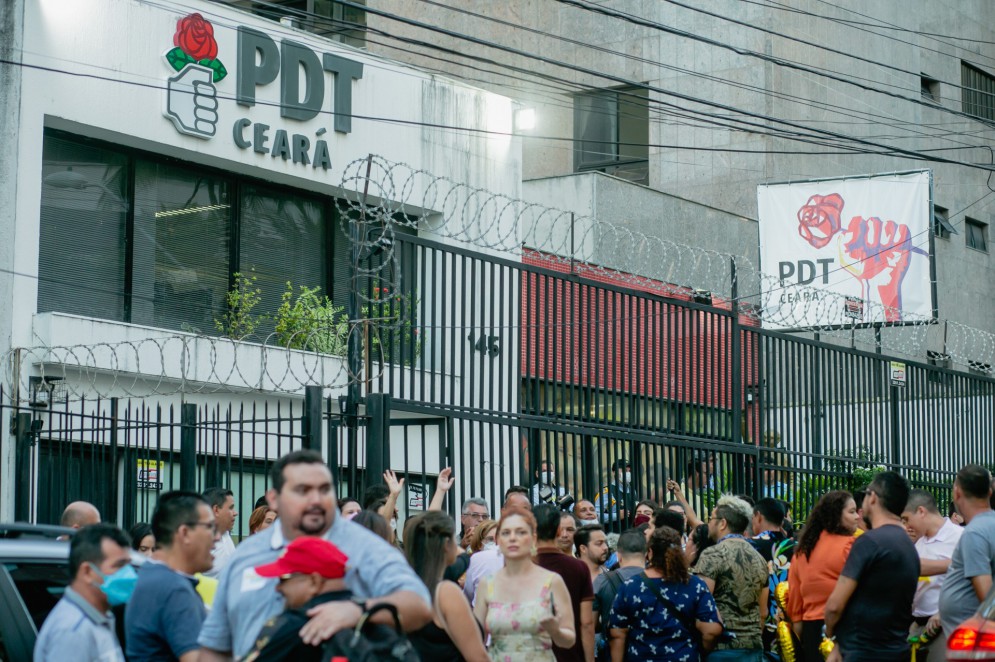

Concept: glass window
[[4, 562, 70, 631], [239, 185, 326, 339], [932, 205, 956, 239], [131, 162, 231, 332], [574, 90, 617, 169], [38, 137, 129, 320], [966, 218, 988, 252], [962, 61, 995, 122], [574, 87, 649, 184]]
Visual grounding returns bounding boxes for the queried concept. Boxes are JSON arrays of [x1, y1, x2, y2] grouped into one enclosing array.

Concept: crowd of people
[[32, 454, 995, 662]]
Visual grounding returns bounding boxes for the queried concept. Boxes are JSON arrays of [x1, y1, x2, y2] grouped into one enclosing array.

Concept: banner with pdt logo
[[757, 171, 932, 330]]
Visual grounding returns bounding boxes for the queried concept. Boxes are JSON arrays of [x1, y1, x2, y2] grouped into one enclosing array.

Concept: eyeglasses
[[278, 573, 303, 582], [464, 512, 489, 521], [186, 521, 218, 533]]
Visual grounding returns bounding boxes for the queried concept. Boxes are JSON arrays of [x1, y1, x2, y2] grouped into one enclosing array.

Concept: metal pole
[[180, 403, 197, 492], [108, 398, 119, 524], [347, 155, 373, 492], [303, 385, 323, 453], [570, 212, 576, 274], [890, 383, 902, 468], [13, 412, 32, 522], [729, 259, 745, 494], [365, 393, 391, 488]]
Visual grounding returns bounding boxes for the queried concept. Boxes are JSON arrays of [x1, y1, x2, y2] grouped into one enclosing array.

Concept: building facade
[[362, 0, 995, 342]]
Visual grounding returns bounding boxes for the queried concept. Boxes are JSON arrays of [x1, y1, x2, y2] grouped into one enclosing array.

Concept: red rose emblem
[[796, 193, 844, 249], [173, 13, 218, 62]]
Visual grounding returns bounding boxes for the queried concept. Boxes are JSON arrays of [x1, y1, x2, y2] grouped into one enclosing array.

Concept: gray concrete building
[[335, 0, 995, 364]]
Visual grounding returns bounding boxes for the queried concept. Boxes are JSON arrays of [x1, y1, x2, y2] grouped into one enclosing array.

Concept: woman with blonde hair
[[473, 506, 575, 661]]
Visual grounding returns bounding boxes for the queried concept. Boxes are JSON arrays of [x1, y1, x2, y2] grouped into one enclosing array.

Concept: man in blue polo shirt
[[198, 450, 432, 660], [126, 491, 218, 661], [35, 524, 133, 662]]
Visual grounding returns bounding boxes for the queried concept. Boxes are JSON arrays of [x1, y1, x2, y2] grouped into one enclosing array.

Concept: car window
[[3, 562, 70, 631]]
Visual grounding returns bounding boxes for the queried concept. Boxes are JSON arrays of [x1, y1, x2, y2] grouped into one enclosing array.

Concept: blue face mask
[[89, 563, 138, 607]]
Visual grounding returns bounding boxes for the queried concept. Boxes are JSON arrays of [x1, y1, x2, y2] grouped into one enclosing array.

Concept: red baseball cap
[[254, 537, 349, 579]]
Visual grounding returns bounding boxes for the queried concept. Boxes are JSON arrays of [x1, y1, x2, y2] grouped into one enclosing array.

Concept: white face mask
[[580, 519, 599, 527], [483, 541, 497, 551], [623, 471, 632, 484], [542, 471, 555, 485]]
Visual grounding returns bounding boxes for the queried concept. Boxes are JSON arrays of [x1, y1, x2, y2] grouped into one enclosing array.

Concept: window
[[37, 131, 348, 337], [224, 0, 366, 48], [966, 217, 988, 252], [240, 186, 327, 337], [574, 87, 649, 184], [921, 74, 940, 102], [132, 162, 231, 332], [962, 62, 995, 122], [38, 136, 129, 321], [932, 205, 957, 239]]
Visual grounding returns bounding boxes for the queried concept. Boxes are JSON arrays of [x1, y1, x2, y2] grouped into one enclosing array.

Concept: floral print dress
[[483, 574, 556, 662], [608, 574, 720, 662]]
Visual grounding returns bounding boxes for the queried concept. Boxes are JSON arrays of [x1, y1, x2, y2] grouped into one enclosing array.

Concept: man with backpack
[[592, 530, 646, 661]]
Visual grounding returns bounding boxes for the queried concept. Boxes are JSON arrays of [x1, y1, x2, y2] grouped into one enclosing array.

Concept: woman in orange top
[[786, 490, 863, 662]]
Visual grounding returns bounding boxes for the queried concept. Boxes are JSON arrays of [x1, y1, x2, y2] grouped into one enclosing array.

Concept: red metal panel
[[521, 249, 757, 410]]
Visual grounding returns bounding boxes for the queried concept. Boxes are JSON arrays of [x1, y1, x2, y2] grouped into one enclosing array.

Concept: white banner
[[757, 171, 932, 329]]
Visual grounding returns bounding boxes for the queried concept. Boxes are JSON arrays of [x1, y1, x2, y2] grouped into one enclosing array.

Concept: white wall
[[9, 0, 521, 350]]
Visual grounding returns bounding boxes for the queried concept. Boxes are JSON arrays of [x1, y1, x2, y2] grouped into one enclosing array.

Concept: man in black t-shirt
[[824, 472, 920, 662], [534, 504, 595, 662]]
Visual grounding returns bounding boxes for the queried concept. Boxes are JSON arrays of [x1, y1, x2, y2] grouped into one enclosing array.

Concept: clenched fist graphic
[[165, 64, 218, 139]]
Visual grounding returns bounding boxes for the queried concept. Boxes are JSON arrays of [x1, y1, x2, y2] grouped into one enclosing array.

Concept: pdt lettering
[[778, 258, 834, 285], [236, 26, 364, 133]]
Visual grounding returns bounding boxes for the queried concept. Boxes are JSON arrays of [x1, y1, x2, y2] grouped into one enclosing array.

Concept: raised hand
[[436, 467, 455, 494], [384, 469, 405, 496], [840, 215, 913, 320]]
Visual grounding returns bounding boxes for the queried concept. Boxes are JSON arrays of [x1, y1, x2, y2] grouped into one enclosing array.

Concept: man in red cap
[[243, 537, 353, 661]]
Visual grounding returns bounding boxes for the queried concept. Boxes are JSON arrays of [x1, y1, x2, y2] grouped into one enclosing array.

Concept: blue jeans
[[707, 649, 765, 661]]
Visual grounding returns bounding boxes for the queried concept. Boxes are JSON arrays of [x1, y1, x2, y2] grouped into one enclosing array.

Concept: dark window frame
[[920, 74, 940, 102], [965, 217, 989, 252], [39, 129, 341, 331], [573, 86, 649, 184], [932, 205, 957, 239], [961, 61, 995, 122], [224, 0, 367, 48]]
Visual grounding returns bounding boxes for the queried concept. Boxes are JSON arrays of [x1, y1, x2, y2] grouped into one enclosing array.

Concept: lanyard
[[719, 533, 745, 543]]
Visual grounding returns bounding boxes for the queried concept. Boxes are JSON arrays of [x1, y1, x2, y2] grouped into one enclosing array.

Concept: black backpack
[[321, 603, 421, 662]]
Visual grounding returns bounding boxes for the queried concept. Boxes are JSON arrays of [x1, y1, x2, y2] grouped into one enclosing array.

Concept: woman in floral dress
[[473, 506, 575, 661]]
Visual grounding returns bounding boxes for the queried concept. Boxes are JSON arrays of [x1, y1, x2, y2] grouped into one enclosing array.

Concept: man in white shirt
[[901, 488, 963, 661], [203, 487, 238, 578]]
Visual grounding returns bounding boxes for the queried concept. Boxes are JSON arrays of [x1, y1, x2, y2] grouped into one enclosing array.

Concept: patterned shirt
[[693, 536, 768, 650], [608, 574, 719, 662]]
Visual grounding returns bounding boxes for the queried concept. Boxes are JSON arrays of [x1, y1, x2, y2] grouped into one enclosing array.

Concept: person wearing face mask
[[469, 519, 499, 554], [595, 459, 638, 533], [575, 499, 600, 527], [532, 461, 571, 508], [126, 491, 220, 662], [35, 523, 135, 662]]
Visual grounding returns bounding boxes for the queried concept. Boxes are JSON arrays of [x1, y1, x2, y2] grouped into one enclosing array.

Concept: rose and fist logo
[[164, 14, 227, 139], [797, 194, 920, 321]]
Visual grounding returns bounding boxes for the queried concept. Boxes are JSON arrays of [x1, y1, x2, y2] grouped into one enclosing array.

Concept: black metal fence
[[3, 230, 994, 533]]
